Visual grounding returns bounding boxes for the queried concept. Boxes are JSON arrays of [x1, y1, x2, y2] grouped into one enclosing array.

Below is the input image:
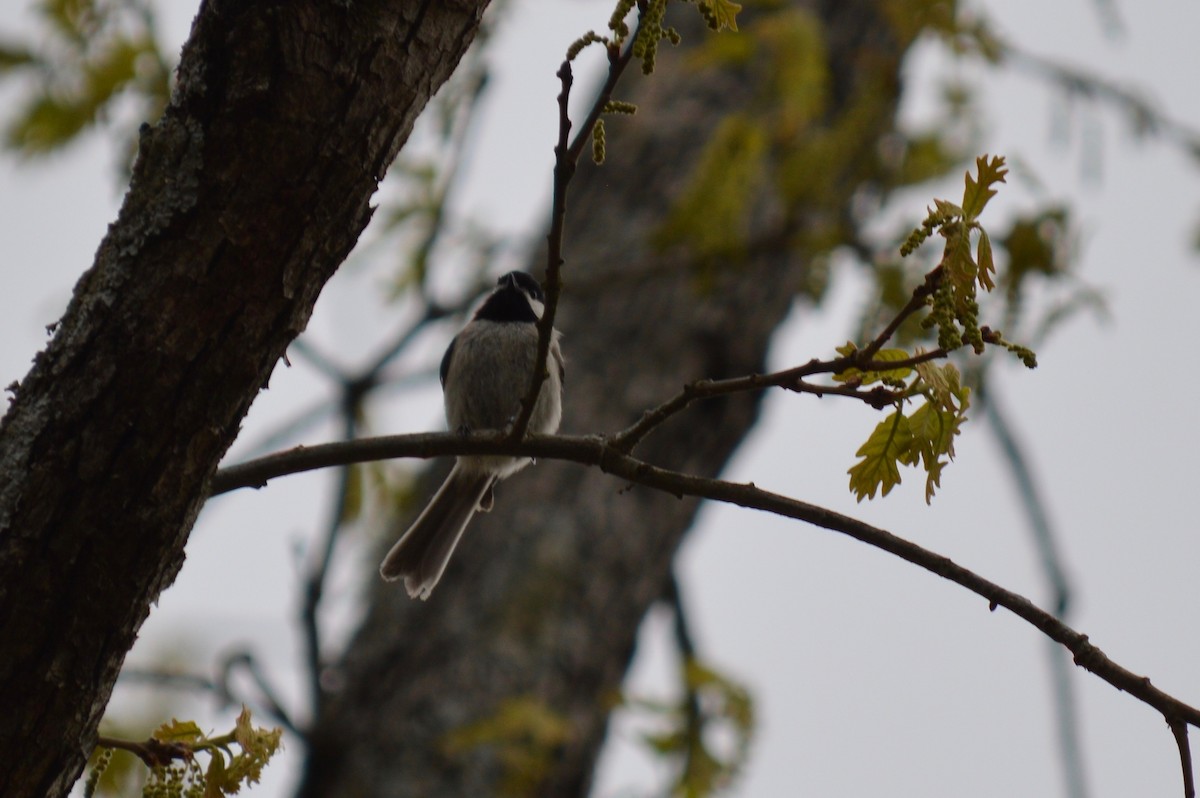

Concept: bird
[[379, 271, 564, 600]]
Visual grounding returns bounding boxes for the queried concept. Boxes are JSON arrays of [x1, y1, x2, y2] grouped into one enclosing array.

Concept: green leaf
[[226, 707, 283, 788], [442, 697, 571, 796], [704, 0, 742, 31], [621, 658, 755, 798], [933, 197, 964, 219], [153, 719, 204, 744], [6, 94, 92, 153], [754, 9, 828, 134], [5, 34, 153, 154], [893, 131, 962, 186], [913, 360, 967, 414], [901, 400, 967, 503], [961, 153, 1007, 220], [653, 114, 767, 262], [848, 410, 913, 501], [940, 223, 975, 304], [41, 0, 100, 42], [1000, 206, 1069, 284], [643, 729, 686, 755], [204, 750, 228, 798], [833, 347, 913, 386], [684, 659, 754, 732], [976, 228, 996, 291]]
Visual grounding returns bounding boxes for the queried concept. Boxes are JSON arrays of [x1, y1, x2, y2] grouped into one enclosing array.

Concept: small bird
[[380, 271, 564, 599]]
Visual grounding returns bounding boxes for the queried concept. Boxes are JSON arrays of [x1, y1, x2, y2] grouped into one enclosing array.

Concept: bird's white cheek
[[526, 296, 545, 319]]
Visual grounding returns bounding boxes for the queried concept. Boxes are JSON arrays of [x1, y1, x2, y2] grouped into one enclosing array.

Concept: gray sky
[[2, 0, 1199, 796]]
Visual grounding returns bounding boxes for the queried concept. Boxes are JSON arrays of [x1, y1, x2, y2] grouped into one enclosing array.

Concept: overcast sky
[[3, 1, 1199, 796]]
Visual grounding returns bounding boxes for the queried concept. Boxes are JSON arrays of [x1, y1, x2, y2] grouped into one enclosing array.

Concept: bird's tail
[[379, 463, 493, 600]]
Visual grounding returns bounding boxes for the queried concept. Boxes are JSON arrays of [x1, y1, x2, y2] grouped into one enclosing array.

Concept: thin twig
[[288, 338, 346, 382], [663, 571, 706, 787], [403, 65, 491, 296], [510, 23, 640, 440], [360, 300, 454, 383], [234, 398, 337, 461], [611, 345, 948, 452], [118, 658, 301, 739], [794, 380, 904, 409], [94, 736, 190, 769], [612, 364, 823, 452], [300, 407, 357, 717], [979, 380, 1087, 796], [610, 271, 947, 452], [1000, 40, 1200, 156], [1171, 719, 1196, 798], [1044, 642, 1090, 798], [118, 668, 217, 694], [218, 651, 303, 738], [209, 429, 1200, 738], [857, 266, 941, 363], [978, 382, 1072, 612], [232, 297, 467, 461]]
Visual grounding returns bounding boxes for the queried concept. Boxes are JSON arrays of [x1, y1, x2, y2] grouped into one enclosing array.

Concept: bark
[[301, 1, 910, 795], [0, 1, 491, 795]]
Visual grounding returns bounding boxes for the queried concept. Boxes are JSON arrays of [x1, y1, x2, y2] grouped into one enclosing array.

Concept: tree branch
[[608, 268, 958, 453], [1171, 719, 1196, 798], [611, 343, 949, 453], [510, 20, 641, 440], [117, 651, 301, 739], [979, 379, 1087, 796], [857, 266, 941, 363], [301, 401, 358, 719], [93, 736, 189, 769], [663, 571, 708, 789], [209, 430, 1200, 749], [217, 651, 302, 739]]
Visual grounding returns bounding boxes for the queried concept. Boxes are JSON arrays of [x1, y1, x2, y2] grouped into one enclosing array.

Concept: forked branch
[[510, 14, 642, 440]]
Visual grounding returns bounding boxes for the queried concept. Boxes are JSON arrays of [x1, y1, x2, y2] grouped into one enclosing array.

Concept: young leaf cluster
[[579, 0, 741, 77], [440, 697, 572, 798], [87, 708, 282, 798], [0, 0, 171, 157], [905, 155, 1014, 356], [630, 0, 740, 74], [620, 658, 755, 798], [841, 155, 1036, 502], [838, 347, 970, 503]]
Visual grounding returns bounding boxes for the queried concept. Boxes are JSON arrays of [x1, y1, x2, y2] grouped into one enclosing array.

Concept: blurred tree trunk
[[300, 1, 914, 795], [0, 2, 491, 796]]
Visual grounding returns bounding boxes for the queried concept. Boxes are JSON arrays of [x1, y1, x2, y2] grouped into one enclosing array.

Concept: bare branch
[[510, 25, 640, 440], [1003, 41, 1200, 155], [612, 362, 829, 452], [1170, 720, 1196, 798], [300, 408, 357, 718], [978, 378, 1088, 796], [93, 736, 189, 769], [118, 668, 217, 695], [210, 430, 1200, 738], [118, 652, 301, 739]]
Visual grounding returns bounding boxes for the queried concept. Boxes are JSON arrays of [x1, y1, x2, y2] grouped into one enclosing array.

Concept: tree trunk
[[0, 1, 491, 795], [300, 1, 910, 795]]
